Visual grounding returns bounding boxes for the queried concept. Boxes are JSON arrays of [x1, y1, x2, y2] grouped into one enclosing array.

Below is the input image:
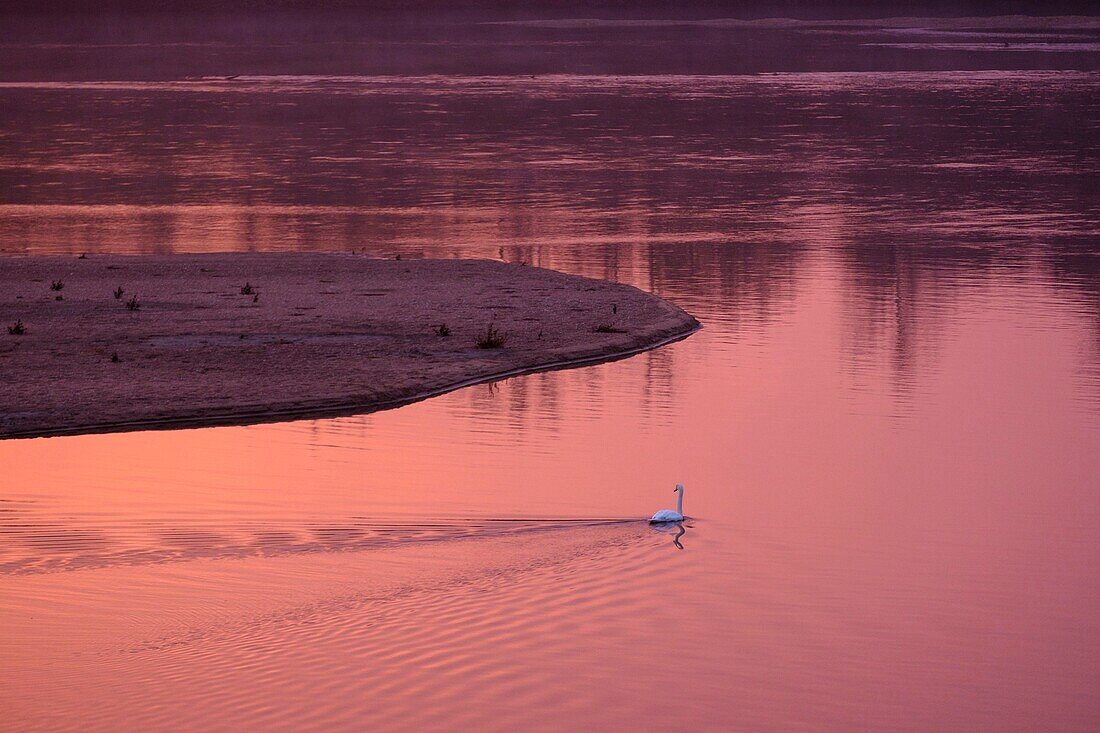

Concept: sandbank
[[0, 253, 697, 438]]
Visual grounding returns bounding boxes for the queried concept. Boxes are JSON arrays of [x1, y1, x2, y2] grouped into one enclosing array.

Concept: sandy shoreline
[[0, 253, 697, 439]]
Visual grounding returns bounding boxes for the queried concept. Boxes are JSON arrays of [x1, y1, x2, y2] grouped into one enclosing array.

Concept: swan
[[650, 483, 685, 523]]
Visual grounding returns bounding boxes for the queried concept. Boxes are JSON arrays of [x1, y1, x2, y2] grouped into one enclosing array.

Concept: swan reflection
[[650, 520, 690, 550]]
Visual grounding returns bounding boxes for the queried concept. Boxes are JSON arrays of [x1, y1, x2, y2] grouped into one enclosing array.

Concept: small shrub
[[475, 322, 506, 349], [433, 323, 451, 337], [114, 286, 124, 299], [126, 295, 140, 311], [7, 320, 25, 335], [110, 352, 120, 363], [50, 280, 64, 291], [593, 323, 627, 334], [240, 283, 254, 295]]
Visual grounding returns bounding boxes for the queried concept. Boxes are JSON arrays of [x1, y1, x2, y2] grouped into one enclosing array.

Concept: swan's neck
[[676, 489, 683, 515]]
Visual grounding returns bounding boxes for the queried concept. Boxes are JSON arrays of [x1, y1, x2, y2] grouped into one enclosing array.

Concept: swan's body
[[649, 484, 685, 523], [649, 509, 683, 522]]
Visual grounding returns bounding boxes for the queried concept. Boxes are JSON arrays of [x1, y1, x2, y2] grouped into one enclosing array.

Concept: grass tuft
[[7, 320, 25, 335], [114, 286, 124, 299], [50, 280, 64, 291], [126, 295, 140, 311], [593, 323, 627, 334], [433, 323, 451, 337], [475, 322, 507, 349]]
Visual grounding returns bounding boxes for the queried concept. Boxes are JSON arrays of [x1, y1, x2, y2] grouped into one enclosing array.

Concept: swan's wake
[[0, 516, 645, 575]]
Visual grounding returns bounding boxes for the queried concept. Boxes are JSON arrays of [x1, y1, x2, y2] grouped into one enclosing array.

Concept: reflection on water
[[1, 17, 1099, 733], [650, 521, 689, 550], [1, 70, 1097, 402], [2, 249, 1096, 729]]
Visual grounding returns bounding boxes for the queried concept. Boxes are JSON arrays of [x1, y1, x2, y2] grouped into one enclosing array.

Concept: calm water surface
[[1, 17, 1098, 732]]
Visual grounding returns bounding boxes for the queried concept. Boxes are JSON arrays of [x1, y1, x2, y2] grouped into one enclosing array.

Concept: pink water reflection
[[2, 251, 1097, 730]]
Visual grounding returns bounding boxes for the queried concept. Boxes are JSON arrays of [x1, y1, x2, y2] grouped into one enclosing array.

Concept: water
[[1, 16, 1098, 732]]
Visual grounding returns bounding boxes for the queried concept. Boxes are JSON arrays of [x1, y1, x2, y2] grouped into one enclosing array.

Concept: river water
[[1, 16, 1098, 732]]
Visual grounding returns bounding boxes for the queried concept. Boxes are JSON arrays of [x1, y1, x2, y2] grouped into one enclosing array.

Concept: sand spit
[[0, 253, 697, 439]]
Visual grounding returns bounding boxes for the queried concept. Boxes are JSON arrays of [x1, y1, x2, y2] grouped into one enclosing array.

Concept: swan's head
[[674, 483, 684, 493]]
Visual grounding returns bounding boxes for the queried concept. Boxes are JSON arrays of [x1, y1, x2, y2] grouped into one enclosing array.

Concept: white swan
[[650, 483, 685, 523]]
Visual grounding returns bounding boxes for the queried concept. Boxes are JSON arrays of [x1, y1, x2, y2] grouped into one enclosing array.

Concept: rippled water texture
[[1, 15, 1098, 732]]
